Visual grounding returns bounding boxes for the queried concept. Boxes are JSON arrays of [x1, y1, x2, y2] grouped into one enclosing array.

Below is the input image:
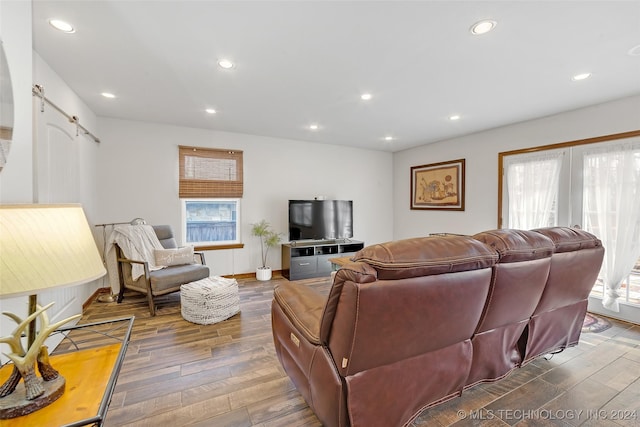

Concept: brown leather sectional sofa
[[271, 227, 604, 427]]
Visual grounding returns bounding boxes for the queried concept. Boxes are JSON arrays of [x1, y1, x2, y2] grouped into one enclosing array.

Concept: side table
[[328, 256, 355, 272], [328, 256, 356, 281], [0, 316, 134, 427]]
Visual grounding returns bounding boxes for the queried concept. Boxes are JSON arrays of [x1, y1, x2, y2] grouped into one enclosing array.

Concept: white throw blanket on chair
[[105, 224, 165, 293]]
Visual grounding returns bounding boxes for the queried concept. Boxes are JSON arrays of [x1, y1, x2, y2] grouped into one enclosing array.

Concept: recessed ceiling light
[[218, 59, 234, 69], [361, 93, 372, 101], [49, 19, 75, 33], [449, 115, 461, 121], [205, 108, 216, 114], [384, 136, 394, 141], [572, 72, 592, 81], [470, 20, 496, 35], [628, 45, 640, 56], [309, 124, 319, 131], [101, 92, 116, 98]]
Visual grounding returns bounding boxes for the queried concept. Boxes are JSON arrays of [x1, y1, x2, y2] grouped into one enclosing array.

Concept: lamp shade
[[0, 204, 106, 298]]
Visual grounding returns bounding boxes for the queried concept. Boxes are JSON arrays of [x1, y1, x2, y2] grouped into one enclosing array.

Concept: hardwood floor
[[76, 276, 640, 427]]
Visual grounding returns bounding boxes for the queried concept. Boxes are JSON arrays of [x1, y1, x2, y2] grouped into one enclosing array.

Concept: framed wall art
[[411, 158, 465, 210]]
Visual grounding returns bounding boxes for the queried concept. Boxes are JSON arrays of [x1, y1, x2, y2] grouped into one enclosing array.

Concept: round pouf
[[180, 276, 240, 325]]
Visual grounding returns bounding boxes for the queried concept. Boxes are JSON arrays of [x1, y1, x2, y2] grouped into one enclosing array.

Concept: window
[[580, 142, 640, 311], [182, 199, 240, 246], [503, 150, 563, 229], [499, 131, 640, 322], [179, 146, 244, 248]]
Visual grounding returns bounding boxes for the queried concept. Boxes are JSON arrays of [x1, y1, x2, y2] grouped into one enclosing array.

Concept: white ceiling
[[32, 1, 640, 152]]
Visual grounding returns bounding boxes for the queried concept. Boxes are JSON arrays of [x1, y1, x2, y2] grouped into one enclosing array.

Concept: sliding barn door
[[34, 99, 85, 338]]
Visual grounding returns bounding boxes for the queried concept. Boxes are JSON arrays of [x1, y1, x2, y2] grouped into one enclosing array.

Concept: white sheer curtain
[[583, 140, 640, 312], [506, 151, 563, 229]]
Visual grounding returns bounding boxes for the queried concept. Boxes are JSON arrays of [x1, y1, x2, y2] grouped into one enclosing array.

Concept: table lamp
[[0, 204, 106, 418]]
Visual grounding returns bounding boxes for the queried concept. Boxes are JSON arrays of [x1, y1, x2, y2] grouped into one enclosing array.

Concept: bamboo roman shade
[[179, 145, 243, 198]]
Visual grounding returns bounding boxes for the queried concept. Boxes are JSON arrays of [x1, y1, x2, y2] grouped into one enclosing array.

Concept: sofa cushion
[[533, 226, 603, 253], [154, 246, 194, 266], [473, 229, 554, 263], [351, 235, 498, 280], [148, 264, 209, 294]]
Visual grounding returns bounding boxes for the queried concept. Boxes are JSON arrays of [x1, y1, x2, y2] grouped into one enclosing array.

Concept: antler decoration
[[0, 303, 81, 400]]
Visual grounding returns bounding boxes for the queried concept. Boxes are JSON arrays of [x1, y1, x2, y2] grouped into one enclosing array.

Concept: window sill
[[194, 243, 244, 251]]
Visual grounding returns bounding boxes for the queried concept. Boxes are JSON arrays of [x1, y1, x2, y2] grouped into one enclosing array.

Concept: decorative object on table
[[410, 158, 465, 210], [251, 220, 283, 281], [180, 276, 240, 325], [0, 204, 106, 418]]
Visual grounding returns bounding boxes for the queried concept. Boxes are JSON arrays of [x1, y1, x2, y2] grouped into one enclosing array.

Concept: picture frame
[[411, 158, 465, 210]]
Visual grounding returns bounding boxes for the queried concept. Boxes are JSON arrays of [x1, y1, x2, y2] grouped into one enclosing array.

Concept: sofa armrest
[[273, 282, 326, 345]]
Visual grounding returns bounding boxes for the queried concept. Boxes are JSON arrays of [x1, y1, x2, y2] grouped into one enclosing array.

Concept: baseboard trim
[[82, 270, 284, 310], [84, 287, 113, 310], [222, 270, 283, 280]]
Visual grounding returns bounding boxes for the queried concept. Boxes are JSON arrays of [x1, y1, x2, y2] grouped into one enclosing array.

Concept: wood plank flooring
[[75, 276, 640, 427]]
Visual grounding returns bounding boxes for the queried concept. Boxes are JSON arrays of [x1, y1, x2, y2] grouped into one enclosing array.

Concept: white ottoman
[[180, 276, 240, 325]]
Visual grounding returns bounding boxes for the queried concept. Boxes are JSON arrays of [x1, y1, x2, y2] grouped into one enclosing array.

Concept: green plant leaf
[[251, 220, 282, 268]]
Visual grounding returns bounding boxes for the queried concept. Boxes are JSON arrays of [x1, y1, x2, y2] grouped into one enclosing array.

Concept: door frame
[[497, 130, 640, 228]]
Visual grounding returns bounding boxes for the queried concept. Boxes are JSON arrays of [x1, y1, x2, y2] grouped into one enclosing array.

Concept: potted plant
[[251, 220, 283, 281]]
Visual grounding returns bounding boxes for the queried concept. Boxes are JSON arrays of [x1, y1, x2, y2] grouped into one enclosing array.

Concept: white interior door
[[36, 124, 79, 204], [34, 101, 84, 342]]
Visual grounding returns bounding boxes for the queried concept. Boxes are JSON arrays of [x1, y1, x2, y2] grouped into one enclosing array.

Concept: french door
[[500, 132, 640, 324]]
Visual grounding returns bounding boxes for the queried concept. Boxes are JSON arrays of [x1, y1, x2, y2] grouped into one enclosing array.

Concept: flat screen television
[[288, 200, 353, 241]]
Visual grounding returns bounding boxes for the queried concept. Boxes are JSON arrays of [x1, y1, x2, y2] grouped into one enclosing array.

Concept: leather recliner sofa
[[271, 227, 604, 427]]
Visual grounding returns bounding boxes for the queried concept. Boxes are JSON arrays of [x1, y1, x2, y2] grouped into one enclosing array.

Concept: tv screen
[[289, 200, 353, 241]]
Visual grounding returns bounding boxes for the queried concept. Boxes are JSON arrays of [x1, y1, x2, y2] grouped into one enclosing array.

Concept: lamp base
[[0, 376, 65, 419]]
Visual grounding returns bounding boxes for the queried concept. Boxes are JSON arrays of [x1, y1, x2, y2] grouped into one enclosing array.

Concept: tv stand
[[282, 240, 364, 280], [290, 238, 354, 246]]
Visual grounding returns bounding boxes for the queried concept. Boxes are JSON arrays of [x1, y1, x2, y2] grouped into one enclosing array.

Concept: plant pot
[[256, 266, 272, 281]]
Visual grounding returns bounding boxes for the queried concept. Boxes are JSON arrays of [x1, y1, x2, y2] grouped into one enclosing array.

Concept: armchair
[[115, 225, 210, 316]]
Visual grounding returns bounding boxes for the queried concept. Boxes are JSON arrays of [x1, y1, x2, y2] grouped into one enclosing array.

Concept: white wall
[[96, 117, 394, 276], [393, 95, 640, 239], [0, 0, 32, 363], [0, 0, 33, 202], [0, 2, 104, 361]]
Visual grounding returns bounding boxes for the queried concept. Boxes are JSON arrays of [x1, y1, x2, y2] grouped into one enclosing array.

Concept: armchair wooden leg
[[117, 286, 125, 303], [147, 294, 156, 316]]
